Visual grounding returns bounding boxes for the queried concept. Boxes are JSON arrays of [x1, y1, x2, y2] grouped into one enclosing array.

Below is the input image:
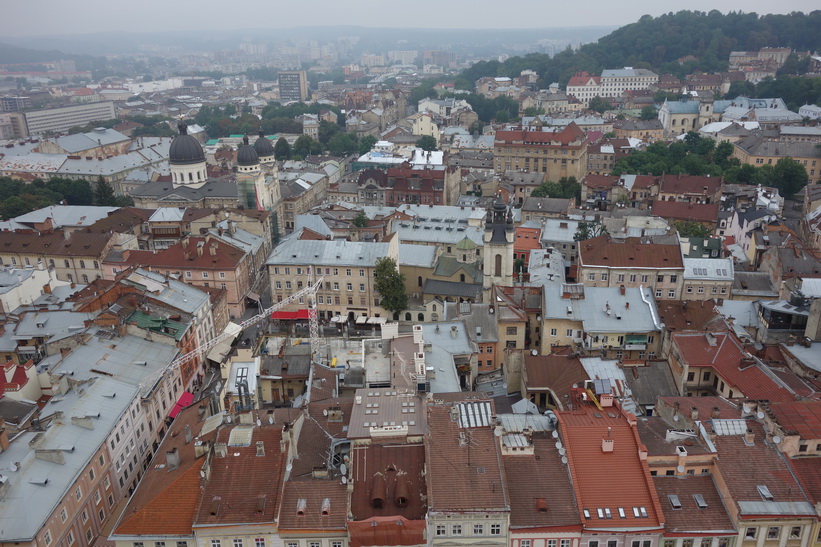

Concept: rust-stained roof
[[713, 421, 810, 510], [653, 475, 735, 535], [84, 207, 153, 233], [425, 401, 509, 512], [0, 230, 113, 257], [659, 174, 722, 196], [277, 478, 347, 531], [349, 443, 427, 521], [579, 235, 683, 269], [656, 301, 722, 333], [194, 423, 288, 525], [348, 516, 426, 547], [495, 123, 587, 147], [504, 436, 582, 530], [557, 403, 664, 531], [524, 354, 588, 408], [112, 402, 215, 537], [767, 401, 821, 438], [651, 201, 720, 224], [789, 457, 821, 505], [116, 235, 244, 271]]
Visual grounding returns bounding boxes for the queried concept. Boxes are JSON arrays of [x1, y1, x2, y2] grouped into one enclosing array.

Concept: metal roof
[[266, 237, 389, 267]]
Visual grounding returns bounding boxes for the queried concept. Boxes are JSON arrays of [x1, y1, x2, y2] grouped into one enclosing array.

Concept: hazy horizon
[[3, 0, 819, 38]]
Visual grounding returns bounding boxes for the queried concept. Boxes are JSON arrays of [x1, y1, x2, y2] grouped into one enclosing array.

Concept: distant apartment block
[[1, 96, 32, 112], [277, 70, 309, 101], [599, 67, 658, 97], [23, 101, 116, 136]]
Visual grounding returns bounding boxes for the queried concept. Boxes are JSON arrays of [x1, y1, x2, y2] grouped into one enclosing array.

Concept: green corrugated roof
[[455, 236, 478, 250], [205, 139, 220, 145], [127, 310, 186, 341]]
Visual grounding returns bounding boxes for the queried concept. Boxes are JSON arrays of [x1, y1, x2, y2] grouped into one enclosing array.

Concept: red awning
[[168, 391, 194, 419], [271, 309, 311, 320]]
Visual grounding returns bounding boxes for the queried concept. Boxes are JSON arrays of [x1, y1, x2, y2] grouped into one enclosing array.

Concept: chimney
[[297, 498, 307, 516], [197, 244, 203, 257], [194, 440, 209, 458], [744, 429, 755, 445], [450, 325, 458, 338], [711, 407, 721, 419], [619, 285, 625, 295], [321, 497, 331, 516], [602, 438, 614, 453], [210, 244, 217, 256], [256, 441, 265, 457], [166, 447, 180, 470], [690, 407, 698, 421]]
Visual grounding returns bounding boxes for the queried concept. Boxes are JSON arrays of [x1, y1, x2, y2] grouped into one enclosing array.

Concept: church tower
[[483, 194, 515, 294], [169, 121, 207, 188]]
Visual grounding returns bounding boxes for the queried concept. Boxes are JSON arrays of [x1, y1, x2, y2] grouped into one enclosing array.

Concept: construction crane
[[138, 277, 324, 392]]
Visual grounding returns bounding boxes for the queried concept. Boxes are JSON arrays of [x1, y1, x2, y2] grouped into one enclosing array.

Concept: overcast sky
[[3, 0, 819, 37]]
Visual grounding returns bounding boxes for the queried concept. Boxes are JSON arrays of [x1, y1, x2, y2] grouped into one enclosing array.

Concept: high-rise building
[[23, 102, 116, 135], [277, 70, 309, 102]]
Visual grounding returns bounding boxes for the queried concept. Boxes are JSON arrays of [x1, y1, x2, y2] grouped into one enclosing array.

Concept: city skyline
[[3, 0, 819, 37]]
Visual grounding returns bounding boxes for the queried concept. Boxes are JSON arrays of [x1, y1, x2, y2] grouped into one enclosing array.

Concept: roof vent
[[693, 493, 708, 508], [757, 485, 774, 501], [668, 494, 682, 509], [601, 438, 614, 453], [297, 498, 307, 516], [256, 441, 265, 457], [321, 497, 331, 516]]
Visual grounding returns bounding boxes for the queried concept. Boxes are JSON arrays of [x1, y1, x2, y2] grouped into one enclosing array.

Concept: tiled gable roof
[[651, 201, 720, 223], [579, 235, 683, 269]]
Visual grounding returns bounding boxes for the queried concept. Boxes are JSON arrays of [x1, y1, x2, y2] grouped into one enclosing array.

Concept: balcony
[[625, 335, 648, 351]]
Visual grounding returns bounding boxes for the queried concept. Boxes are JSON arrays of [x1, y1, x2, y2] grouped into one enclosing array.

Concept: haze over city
[[3, 0, 819, 36]]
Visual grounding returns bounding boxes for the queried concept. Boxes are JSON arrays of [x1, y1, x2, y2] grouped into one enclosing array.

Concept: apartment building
[[277, 71, 309, 101], [493, 123, 588, 182], [23, 102, 116, 135], [599, 67, 659, 98]]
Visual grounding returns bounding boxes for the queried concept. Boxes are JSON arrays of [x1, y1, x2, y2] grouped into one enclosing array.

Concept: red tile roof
[[277, 478, 347, 531], [579, 235, 683, 269], [671, 332, 796, 402], [659, 174, 722, 196], [567, 72, 601, 87], [583, 175, 620, 190], [495, 123, 586, 147], [291, 397, 352, 477], [425, 401, 509, 512], [113, 402, 215, 537], [504, 436, 582, 529], [788, 457, 821, 504], [557, 403, 664, 531], [767, 401, 821, 438], [524, 354, 588, 409], [0, 230, 114, 257], [349, 443, 427, 521], [653, 475, 735, 535], [651, 201, 720, 224], [194, 423, 288, 525], [117, 236, 244, 271]]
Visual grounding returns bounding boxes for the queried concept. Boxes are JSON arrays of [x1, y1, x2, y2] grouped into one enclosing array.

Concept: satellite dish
[[756, 411, 765, 419], [340, 463, 347, 475], [559, 448, 566, 456], [341, 476, 347, 484], [343, 455, 350, 464], [555, 441, 563, 450], [676, 465, 685, 473], [286, 463, 293, 472], [673, 415, 679, 421], [551, 431, 559, 439], [561, 456, 568, 464], [323, 409, 329, 416], [772, 435, 781, 444], [256, 419, 261, 427], [531, 349, 538, 356], [494, 427, 503, 437], [268, 416, 274, 424]]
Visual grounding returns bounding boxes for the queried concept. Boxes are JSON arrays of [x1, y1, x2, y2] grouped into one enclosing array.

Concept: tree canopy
[[415, 135, 438, 151], [0, 176, 96, 220], [373, 257, 408, 317], [531, 177, 581, 201]]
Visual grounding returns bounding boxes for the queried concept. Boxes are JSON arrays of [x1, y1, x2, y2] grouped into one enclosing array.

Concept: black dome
[[169, 126, 205, 165], [253, 131, 274, 157], [237, 141, 260, 166]]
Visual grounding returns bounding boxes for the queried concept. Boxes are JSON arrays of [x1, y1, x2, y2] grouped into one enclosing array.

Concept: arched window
[[82, 274, 89, 284], [197, 171, 202, 181], [49, 259, 55, 269], [64, 260, 70, 268], [405, 312, 411, 321], [460, 274, 465, 282], [418, 313, 424, 321], [494, 254, 502, 277], [79, 260, 86, 269], [93, 261, 99, 269]]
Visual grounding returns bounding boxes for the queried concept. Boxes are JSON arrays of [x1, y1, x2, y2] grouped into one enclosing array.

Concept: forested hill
[[455, 10, 821, 88]]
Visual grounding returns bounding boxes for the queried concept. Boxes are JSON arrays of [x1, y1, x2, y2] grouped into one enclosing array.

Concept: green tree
[[588, 96, 611, 114], [639, 105, 657, 120], [328, 133, 359, 157], [674, 221, 712, 238], [293, 135, 318, 158], [352, 211, 369, 228], [415, 135, 438, 151], [373, 257, 408, 318], [274, 137, 291, 160], [574, 220, 607, 242], [359, 135, 377, 155], [771, 157, 809, 196], [93, 176, 116, 206]]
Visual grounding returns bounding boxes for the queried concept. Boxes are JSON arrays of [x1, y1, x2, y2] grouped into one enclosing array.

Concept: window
[[332, 543, 342, 547], [98, 508, 104, 521], [490, 524, 501, 535], [44, 531, 52, 546], [588, 273, 596, 281], [346, 283, 352, 291], [76, 487, 82, 500], [590, 542, 600, 547], [670, 275, 677, 283], [346, 268, 352, 276], [683, 541, 693, 547], [255, 540, 265, 547], [789, 527, 801, 539], [561, 541, 570, 547], [67, 533, 75, 546], [474, 524, 484, 535], [178, 543, 188, 547], [60, 508, 68, 522], [657, 275, 664, 283], [82, 510, 88, 523], [767, 527, 780, 540], [608, 541, 618, 547], [629, 274, 637, 283], [664, 541, 675, 547], [94, 490, 102, 504], [746, 527, 757, 539], [617, 274, 625, 282], [234, 540, 244, 547], [522, 542, 532, 547], [309, 543, 320, 547], [668, 290, 676, 298], [697, 286, 705, 294], [212, 540, 222, 547], [219, 272, 226, 279], [155, 543, 165, 547], [566, 329, 573, 336], [701, 540, 711, 547], [86, 530, 92, 542], [548, 541, 557, 547], [655, 289, 662, 298], [436, 525, 447, 536], [641, 275, 649, 283], [452, 524, 462, 535], [601, 273, 608, 281], [287, 543, 298, 547], [550, 328, 558, 336], [506, 327, 517, 335]]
